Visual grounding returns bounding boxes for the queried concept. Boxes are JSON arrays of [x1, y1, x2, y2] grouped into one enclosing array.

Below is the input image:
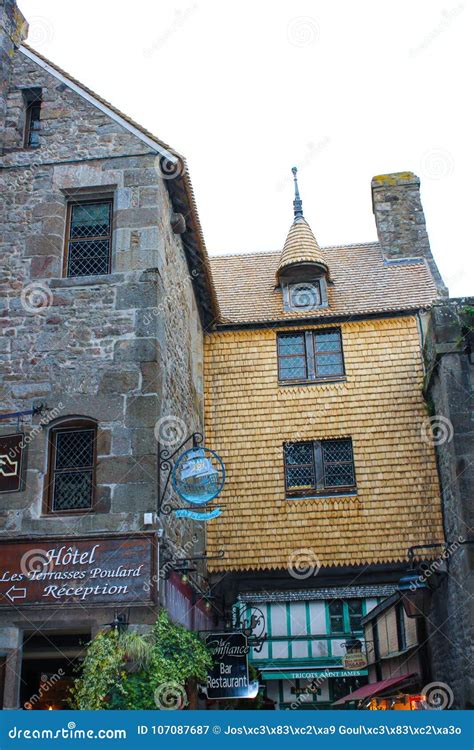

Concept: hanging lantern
[[398, 573, 432, 618]]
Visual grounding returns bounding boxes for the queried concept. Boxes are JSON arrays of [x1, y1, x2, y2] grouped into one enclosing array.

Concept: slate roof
[[238, 585, 398, 603], [210, 243, 438, 325]]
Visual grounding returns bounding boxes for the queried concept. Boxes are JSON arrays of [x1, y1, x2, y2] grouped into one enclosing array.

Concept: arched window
[[45, 418, 97, 514]]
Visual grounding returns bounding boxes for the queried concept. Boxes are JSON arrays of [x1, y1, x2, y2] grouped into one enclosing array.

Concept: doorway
[[20, 630, 89, 710]]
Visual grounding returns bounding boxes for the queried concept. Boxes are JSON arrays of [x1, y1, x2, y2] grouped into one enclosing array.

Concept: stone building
[[422, 299, 473, 709], [0, 0, 217, 708], [204, 170, 448, 708]]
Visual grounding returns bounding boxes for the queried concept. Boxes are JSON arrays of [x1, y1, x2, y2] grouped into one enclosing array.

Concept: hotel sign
[[0, 533, 158, 607], [0, 433, 25, 493], [205, 632, 258, 700]]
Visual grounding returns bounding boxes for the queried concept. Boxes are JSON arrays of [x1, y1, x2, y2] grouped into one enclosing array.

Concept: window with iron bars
[[65, 200, 112, 277], [277, 329, 345, 383], [284, 438, 356, 497], [46, 421, 96, 513]]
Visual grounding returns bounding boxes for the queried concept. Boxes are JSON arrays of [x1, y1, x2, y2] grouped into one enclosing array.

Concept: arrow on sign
[[0, 454, 18, 477], [5, 586, 27, 602]]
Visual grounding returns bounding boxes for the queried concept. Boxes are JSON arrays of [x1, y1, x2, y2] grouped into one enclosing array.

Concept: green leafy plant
[[70, 610, 212, 710]]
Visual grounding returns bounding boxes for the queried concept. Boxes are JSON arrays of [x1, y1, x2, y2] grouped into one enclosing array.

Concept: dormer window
[[283, 279, 328, 311], [290, 281, 321, 309]]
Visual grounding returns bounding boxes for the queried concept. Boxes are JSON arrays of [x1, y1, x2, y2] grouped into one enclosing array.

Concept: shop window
[[284, 438, 356, 497], [277, 329, 344, 383], [64, 200, 113, 277], [45, 419, 97, 513]]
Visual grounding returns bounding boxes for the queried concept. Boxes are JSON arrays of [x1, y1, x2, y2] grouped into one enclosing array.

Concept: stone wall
[[423, 298, 474, 708], [0, 49, 204, 587]]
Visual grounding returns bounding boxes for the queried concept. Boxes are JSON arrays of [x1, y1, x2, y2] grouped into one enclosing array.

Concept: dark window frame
[[395, 602, 407, 651], [44, 419, 97, 515], [277, 328, 345, 384], [24, 98, 42, 148], [64, 199, 113, 278], [284, 437, 356, 498]]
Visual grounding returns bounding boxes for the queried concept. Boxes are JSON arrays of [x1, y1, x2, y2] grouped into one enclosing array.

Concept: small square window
[[284, 438, 356, 497], [289, 282, 321, 309]]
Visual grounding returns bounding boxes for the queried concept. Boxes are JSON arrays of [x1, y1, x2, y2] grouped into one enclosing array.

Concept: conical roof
[[277, 216, 328, 276], [277, 167, 328, 279]]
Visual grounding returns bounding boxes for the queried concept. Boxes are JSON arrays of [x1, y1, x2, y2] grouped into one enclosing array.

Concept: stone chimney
[[371, 171, 447, 297], [0, 0, 28, 146]]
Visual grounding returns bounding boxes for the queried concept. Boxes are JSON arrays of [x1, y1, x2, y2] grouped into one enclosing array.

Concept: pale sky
[[19, 0, 473, 296]]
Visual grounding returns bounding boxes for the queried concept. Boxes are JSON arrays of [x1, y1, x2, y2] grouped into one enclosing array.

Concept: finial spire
[[292, 166, 303, 220]]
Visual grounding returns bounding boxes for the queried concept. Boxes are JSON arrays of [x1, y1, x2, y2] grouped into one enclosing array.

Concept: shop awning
[[261, 669, 368, 680], [332, 672, 418, 705]]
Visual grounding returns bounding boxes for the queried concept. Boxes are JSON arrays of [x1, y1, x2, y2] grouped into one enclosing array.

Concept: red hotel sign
[[0, 533, 158, 607]]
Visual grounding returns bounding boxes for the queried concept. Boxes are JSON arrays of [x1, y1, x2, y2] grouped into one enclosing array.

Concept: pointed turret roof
[[277, 167, 328, 278]]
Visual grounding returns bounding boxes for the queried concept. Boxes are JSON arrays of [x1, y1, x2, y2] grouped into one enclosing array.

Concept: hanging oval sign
[[171, 447, 225, 507]]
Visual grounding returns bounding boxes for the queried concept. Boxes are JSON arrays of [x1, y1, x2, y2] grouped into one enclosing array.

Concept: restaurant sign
[[0, 433, 25, 493], [342, 652, 368, 670], [0, 533, 158, 607], [205, 632, 258, 700]]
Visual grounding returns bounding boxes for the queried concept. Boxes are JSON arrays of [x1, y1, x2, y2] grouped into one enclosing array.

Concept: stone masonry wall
[[423, 299, 474, 709], [0, 50, 204, 569]]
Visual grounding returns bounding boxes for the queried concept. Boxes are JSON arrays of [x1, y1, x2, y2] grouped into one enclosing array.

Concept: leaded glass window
[[47, 422, 96, 513], [65, 201, 112, 277], [284, 438, 356, 496], [277, 329, 344, 383]]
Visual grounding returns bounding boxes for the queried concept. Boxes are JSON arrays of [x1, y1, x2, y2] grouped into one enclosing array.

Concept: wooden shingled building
[[203, 169, 446, 709]]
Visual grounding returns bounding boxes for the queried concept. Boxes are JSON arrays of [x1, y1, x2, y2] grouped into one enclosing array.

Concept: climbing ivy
[[70, 610, 212, 710]]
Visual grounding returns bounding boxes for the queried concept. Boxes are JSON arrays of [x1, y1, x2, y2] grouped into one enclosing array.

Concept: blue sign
[[171, 447, 225, 520]]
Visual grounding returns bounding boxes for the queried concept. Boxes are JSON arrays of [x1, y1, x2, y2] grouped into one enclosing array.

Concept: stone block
[[114, 338, 157, 363], [30, 255, 61, 278], [112, 482, 156, 513], [125, 395, 159, 427], [140, 362, 161, 394], [115, 282, 157, 310], [96, 428, 112, 456], [99, 367, 140, 395], [96, 455, 155, 485], [131, 428, 157, 456]]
